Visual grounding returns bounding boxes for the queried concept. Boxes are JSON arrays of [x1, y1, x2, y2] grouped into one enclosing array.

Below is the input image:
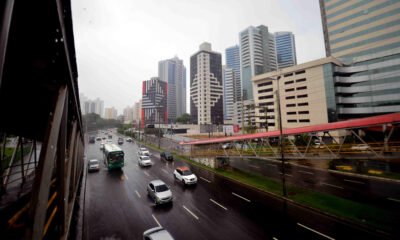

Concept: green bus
[[103, 144, 124, 170]]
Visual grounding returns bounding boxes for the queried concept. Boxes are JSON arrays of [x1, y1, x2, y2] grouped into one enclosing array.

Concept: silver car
[[87, 159, 100, 172], [147, 180, 172, 205], [138, 155, 152, 167], [143, 227, 174, 240]]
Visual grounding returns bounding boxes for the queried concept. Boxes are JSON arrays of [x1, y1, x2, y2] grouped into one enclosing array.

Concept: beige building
[[104, 107, 118, 120], [252, 57, 342, 130]]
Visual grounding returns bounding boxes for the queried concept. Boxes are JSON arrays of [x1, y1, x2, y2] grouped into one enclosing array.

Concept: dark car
[[89, 136, 95, 143], [160, 152, 173, 161], [118, 137, 124, 145]]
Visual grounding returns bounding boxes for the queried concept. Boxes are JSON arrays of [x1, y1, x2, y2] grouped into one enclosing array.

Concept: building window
[[286, 96, 295, 100], [298, 102, 308, 106], [297, 94, 308, 98], [258, 88, 273, 94], [258, 82, 272, 87], [299, 119, 310, 123], [288, 119, 297, 123], [296, 86, 307, 91], [260, 102, 274, 106], [295, 70, 305, 75], [286, 104, 296, 107], [296, 78, 306, 83], [259, 95, 274, 100], [284, 80, 294, 85], [284, 73, 293, 77], [299, 111, 309, 114], [285, 88, 295, 92], [287, 112, 296, 115]]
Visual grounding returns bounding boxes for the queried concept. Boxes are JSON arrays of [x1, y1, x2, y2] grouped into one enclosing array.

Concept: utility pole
[[138, 119, 141, 141], [276, 87, 287, 198], [157, 106, 161, 149], [241, 100, 244, 134]]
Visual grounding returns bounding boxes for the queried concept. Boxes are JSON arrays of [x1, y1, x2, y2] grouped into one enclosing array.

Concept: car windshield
[[182, 170, 192, 176], [155, 184, 169, 192], [140, 156, 150, 160], [141, 148, 148, 151]]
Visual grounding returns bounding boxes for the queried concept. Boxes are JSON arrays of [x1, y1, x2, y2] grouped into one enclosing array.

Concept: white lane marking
[[387, 197, 400, 203], [144, 171, 150, 177], [124, 174, 129, 180], [200, 177, 211, 183], [135, 190, 141, 198], [182, 205, 199, 220], [210, 199, 228, 211], [267, 163, 277, 168], [162, 169, 169, 174], [249, 164, 260, 169], [297, 223, 335, 240], [344, 179, 365, 185], [232, 192, 251, 203], [152, 214, 162, 227], [321, 182, 344, 190], [279, 172, 292, 177], [298, 170, 314, 175]]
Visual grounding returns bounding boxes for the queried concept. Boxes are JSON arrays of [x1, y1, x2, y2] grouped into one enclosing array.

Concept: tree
[[176, 113, 191, 124], [83, 113, 123, 132]]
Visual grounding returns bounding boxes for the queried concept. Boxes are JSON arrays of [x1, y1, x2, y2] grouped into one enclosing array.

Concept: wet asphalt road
[[83, 133, 395, 240], [84, 135, 273, 240]]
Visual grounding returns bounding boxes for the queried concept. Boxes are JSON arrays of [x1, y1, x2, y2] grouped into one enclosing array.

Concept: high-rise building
[[79, 94, 104, 117], [223, 67, 235, 120], [190, 42, 223, 125], [141, 77, 168, 128], [226, 45, 241, 102], [94, 98, 104, 117], [123, 106, 134, 124], [158, 56, 186, 123], [275, 32, 297, 69], [320, 0, 400, 118], [133, 100, 141, 124], [104, 107, 117, 120], [240, 25, 277, 100]]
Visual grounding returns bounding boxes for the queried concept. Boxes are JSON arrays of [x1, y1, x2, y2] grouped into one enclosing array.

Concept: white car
[[173, 166, 197, 185], [138, 147, 150, 156], [143, 227, 174, 240], [138, 155, 152, 167]]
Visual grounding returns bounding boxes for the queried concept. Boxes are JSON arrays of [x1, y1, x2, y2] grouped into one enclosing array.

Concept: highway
[[82, 132, 395, 240], [229, 157, 400, 208]]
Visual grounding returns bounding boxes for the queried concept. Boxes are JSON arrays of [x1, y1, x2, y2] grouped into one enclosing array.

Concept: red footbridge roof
[[180, 113, 400, 145]]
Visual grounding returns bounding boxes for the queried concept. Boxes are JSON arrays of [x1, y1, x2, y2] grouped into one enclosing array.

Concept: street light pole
[[158, 106, 161, 149]]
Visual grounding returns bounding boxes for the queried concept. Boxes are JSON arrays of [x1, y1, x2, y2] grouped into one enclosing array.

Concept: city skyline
[[72, 0, 325, 114]]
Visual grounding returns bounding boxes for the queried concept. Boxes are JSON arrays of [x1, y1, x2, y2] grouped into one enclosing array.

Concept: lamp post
[[157, 105, 162, 149]]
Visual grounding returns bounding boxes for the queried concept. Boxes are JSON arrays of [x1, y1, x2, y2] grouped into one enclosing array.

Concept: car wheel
[[182, 180, 185, 185]]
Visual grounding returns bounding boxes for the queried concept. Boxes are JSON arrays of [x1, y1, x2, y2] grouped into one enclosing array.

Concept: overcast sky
[[72, 0, 325, 114]]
